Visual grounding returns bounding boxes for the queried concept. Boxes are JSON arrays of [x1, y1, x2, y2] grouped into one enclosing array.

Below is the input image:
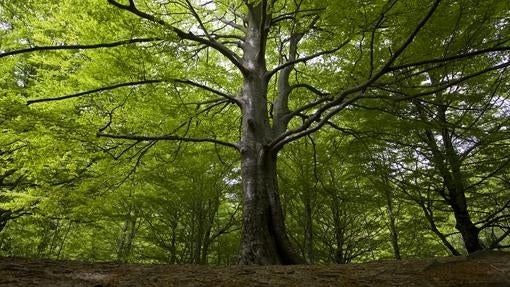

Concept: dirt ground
[[0, 251, 509, 287]]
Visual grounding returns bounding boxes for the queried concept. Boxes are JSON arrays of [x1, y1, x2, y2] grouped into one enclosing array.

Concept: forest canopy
[[0, 0, 509, 265]]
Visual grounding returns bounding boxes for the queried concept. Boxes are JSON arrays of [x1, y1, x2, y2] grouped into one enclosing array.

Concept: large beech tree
[[1, 0, 509, 264]]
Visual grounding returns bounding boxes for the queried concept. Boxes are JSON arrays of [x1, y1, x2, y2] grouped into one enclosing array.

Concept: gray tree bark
[[237, 2, 302, 264]]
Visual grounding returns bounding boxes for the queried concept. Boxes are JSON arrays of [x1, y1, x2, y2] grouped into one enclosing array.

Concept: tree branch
[[27, 79, 239, 105], [269, 0, 443, 151], [388, 45, 510, 72], [266, 40, 349, 80], [173, 79, 241, 106], [466, 157, 510, 192], [0, 38, 162, 59], [26, 80, 165, 105], [271, 7, 325, 25], [388, 60, 510, 101], [185, 0, 213, 41], [290, 83, 330, 97], [107, 0, 246, 73], [97, 132, 239, 150], [270, 94, 362, 151], [476, 199, 510, 228], [370, 0, 443, 79], [217, 18, 245, 32]]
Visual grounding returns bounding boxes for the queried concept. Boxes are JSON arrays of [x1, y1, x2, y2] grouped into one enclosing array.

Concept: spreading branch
[[107, 0, 246, 73], [26, 80, 165, 105], [269, 0, 443, 151], [476, 199, 510, 229], [388, 60, 510, 101], [0, 38, 162, 59], [374, 0, 443, 74], [27, 79, 239, 105], [266, 41, 349, 80], [185, 0, 214, 41], [173, 79, 241, 106], [270, 93, 363, 151], [97, 132, 239, 150], [388, 45, 510, 72], [290, 83, 330, 97]]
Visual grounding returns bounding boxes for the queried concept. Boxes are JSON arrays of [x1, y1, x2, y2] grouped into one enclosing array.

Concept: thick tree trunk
[[238, 69, 299, 264], [435, 150, 483, 254], [237, 1, 301, 265], [239, 148, 299, 264]]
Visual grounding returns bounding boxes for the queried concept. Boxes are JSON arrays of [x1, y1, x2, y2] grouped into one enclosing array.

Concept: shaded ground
[[0, 251, 509, 287]]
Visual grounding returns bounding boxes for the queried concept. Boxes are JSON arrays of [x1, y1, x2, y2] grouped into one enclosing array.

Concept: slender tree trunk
[[384, 187, 401, 260], [117, 215, 137, 262], [303, 188, 314, 263], [331, 195, 345, 264], [438, 105, 483, 254], [170, 223, 177, 264], [200, 199, 218, 264], [56, 221, 72, 259], [415, 100, 483, 254], [449, 193, 483, 253], [419, 202, 461, 256], [192, 204, 204, 264]]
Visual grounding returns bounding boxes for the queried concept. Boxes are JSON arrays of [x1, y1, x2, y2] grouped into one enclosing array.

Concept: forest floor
[[0, 251, 509, 287]]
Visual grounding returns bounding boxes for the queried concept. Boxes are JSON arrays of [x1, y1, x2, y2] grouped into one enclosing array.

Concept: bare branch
[[218, 18, 245, 32], [368, 0, 400, 78], [0, 38, 162, 59], [280, 51, 502, 152], [97, 132, 239, 150], [476, 199, 510, 228], [270, 93, 362, 151], [271, 7, 325, 25], [466, 157, 510, 192]]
